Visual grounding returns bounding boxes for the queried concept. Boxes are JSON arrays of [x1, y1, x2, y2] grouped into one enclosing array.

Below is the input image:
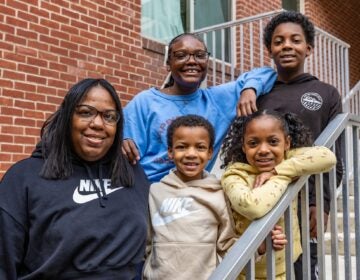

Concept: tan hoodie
[[143, 170, 237, 280]]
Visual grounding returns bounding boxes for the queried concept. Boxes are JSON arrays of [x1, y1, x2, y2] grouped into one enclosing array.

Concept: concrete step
[[327, 212, 356, 233], [324, 232, 357, 256], [336, 195, 355, 213], [325, 255, 357, 279]]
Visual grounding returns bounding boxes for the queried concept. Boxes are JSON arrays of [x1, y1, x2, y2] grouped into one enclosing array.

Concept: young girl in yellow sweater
[[221, 110, 336, 279]]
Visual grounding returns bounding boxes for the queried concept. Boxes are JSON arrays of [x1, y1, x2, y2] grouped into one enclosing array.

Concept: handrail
[[193, 10, 284, 34], [209, 113, 352, 280], [343, 80, 360, 105]]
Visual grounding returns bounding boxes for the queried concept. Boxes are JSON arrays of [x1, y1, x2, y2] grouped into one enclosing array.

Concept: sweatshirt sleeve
[[221, 165, 292, 220], [235, 66, 277, 97], [0, 208, 27, 279], [216, 196, 237, 257], [123, 93, 149, 158], [275, 146, 337, 177]]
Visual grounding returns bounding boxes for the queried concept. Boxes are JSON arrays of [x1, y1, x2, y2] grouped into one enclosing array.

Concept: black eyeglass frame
[[74, 104, 121, 125], [171, 50, 211, 63]]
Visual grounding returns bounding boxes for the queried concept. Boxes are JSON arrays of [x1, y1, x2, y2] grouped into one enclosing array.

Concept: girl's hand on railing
[[271, 225, 288, 251]]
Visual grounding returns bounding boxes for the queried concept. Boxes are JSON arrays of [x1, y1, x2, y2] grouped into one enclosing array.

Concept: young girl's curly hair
[[220, 110, 313, 168]]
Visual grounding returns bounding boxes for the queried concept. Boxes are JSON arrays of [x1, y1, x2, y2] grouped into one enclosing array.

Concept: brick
[[25, 92, 45, 101], [0, 134, 13, 143], [24, 110, 45, 119], [14, 136, 36, 146], [2, 125, 24, 135], [18, 64, 39, 74], [0, 153, 11, 161], [39, 2, 59, 13], [12, 153, 30, 162], [27, 75, 47, 84], [1, 144, 23, 153], [5, 34, 27, 45], [51, 13, 70, 25], [49, 46, 69, 56], [51, 29, 70, 41], [0, 80, 13, 90], [0, 59, 16, 70], [40, 69, 60, 79], [0, 23, 15, 34], [3, 70, 26, 81], [61, 24, 79, 35], [62, 8, 80, 19], [15, 100, 35, 110], [70, 3, 87, 14], [14, 117, 36, 126], [47, 79, 67, 89], [0, 5, 16, 16], [28, 40, 49, 51], [40, 18, 60, 29], [25, 127, 41, 136]]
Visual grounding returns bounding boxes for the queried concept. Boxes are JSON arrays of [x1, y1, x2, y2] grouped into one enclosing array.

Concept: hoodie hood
[[161, 169, 221, 191], [275, 73, 318, 85]]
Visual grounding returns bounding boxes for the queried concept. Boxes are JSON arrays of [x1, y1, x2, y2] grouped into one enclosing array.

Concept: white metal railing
[[343, 80, 360, 115], [194, 10, 351, 100], [209, 113, 360, 280]]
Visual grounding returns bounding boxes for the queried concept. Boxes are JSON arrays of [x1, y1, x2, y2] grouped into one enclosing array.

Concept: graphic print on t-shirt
[[301, 92, 323, 111]]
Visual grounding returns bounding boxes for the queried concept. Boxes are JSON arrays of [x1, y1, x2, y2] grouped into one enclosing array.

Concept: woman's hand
[[122, 139, 140, 164], [253, 169, 277, 188]]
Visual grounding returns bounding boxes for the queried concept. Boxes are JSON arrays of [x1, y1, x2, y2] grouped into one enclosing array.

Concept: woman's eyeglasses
[[171, 50, 210, 63], [75, 104, 120, 125]]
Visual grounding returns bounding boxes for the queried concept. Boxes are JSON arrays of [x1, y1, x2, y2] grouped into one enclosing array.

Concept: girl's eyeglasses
[[171, 50, 210, 63], [75, 104, 120, 125]]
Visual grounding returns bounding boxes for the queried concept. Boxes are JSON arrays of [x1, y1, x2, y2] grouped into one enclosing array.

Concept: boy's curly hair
[[167, 114, 215, 149], [263, 11, 315, 52], [220, 110, 313, 168]]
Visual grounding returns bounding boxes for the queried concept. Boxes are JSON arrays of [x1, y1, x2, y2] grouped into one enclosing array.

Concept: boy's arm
[[275, 146, 337, 177], [235, 66, 277, 116], [221, 165, 292, 220]]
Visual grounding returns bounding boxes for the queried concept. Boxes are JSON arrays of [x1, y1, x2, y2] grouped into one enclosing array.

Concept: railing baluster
[[301, 182, 311, 279]]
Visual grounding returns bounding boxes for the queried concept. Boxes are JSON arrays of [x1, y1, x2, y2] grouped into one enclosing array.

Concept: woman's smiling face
[[71, 86, 117, 162]]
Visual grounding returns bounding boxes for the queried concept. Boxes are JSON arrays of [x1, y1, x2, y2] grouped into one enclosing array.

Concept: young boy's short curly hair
[[263, 11, 315, 51], [167, 114, 215, 149]]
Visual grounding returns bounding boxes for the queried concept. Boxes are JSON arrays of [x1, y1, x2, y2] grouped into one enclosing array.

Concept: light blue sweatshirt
[[124, 67, 277, 182]]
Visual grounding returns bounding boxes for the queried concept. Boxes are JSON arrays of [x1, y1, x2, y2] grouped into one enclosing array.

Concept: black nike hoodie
[[0, 144, 149, 280]]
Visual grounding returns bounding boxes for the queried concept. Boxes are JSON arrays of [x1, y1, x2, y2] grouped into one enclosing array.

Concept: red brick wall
[[0, 0, 167, 178], [305, 0, 360, 88], [236, 0, 281, 18], [0, 0, 358, 178]]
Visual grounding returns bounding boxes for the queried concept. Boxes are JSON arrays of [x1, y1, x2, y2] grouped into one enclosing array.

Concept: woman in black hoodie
[[0, 78, 149, 279]]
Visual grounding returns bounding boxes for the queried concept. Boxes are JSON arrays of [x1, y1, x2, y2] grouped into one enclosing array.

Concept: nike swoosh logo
[[73, 186, 124, 204], [152, 210, 200, 226]]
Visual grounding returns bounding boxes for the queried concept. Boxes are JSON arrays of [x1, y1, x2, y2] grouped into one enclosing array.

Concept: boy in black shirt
[[257, 11, 343, 280]]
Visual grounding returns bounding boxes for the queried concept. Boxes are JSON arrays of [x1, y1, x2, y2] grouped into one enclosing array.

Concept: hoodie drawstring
[[84, 163, 106, 208]]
